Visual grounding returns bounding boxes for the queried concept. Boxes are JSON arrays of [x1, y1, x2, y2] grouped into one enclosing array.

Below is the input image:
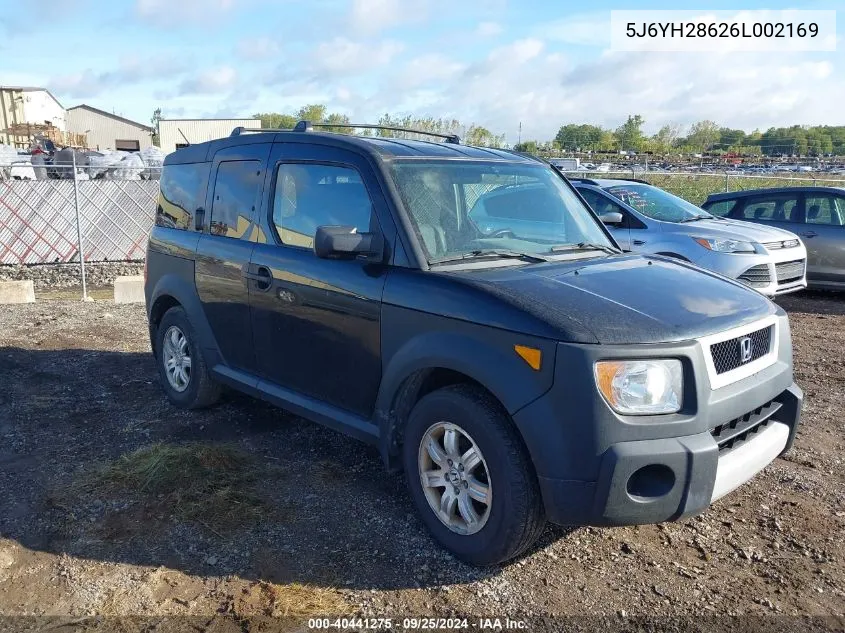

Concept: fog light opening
[[626, 464, 676, 501]]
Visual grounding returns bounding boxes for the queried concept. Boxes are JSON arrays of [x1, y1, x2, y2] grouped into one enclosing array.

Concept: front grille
[[763, 239, 800, 250], [737, 264, 771, 288], [710, 325, 772, 374], [711, 400, 782, 453], [775, 259, 805, 284]]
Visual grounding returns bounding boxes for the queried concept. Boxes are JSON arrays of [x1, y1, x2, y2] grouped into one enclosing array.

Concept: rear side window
[[740, 195, 799, 221], [156, 162, 209, 230], [271, 164, 375, 249], [702, 199, 737, 217], [210, 160, 263, 239]]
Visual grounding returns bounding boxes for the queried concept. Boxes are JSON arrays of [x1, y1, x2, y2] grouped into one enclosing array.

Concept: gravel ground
[[0, 262, 144, 289], [0, 292, 842, 631]]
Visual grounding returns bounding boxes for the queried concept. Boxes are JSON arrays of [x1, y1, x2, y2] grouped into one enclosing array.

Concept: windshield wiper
[[431, 249, 551, 265], [550, 242, 619, 255], [678, 215, 710, 223]]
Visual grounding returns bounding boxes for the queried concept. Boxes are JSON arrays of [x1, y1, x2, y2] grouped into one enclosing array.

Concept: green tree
[[685, 120, 721, 153], [513, 140, 538, 153], [615, 115, 645, 152], [253, 112, 298, 129], [554, 124, 604, 151], [150, 107, 162, 146], [651, 124, 681, 154], [295, 104, 328, 123]]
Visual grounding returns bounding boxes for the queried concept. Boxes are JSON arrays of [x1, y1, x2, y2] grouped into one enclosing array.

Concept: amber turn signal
[[514, 345, 542, 371]]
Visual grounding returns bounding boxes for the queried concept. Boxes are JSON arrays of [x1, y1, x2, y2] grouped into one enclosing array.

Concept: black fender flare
[[374, 330, 556, 468], [148, 273, 219, 362]]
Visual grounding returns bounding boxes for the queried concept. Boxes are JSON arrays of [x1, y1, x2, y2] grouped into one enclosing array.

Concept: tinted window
[[740, 195, 798, 221], [702, 199, 737, 217], [156, 162, 209, 230], [272, 164, 374, 248], [210, 160, 262, 239], [578, 188, 627, 216], [805, 194, 845, 226]]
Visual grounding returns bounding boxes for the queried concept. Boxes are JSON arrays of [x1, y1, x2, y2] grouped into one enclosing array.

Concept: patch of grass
[[234, 581, 347, 618], [79, 443, 271, 531]]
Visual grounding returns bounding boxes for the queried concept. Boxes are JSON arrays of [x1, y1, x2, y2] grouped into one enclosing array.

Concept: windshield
[[605, 184, 712, 223], [390, 160, 614, 264]]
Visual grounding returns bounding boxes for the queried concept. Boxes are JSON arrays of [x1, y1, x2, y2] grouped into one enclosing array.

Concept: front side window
[[271, 164, 375, 248], [702, 199, 737, 217], [805, 195, 845, 226], [210, 160, 262, 239], [578, 188, 627, 217], [604, 184, 709, 223], [740, 195, 799, 222], [390, 160, 613, 263]]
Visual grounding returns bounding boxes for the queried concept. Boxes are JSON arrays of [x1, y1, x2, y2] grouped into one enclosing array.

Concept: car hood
[[665, 218, 800, 243], [450, 254, 777, 344]]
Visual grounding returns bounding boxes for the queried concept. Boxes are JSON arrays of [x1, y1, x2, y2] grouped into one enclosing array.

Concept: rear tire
[[403, 384, 545, 566], [155, 307, 221, 409]]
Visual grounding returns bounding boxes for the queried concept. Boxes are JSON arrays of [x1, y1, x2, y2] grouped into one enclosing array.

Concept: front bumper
[[694, 246, 807, 298], [512, 314, 803, 526]]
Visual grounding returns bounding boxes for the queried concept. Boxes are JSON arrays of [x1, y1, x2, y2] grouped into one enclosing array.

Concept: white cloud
[[396, 53, 466, 88], [541, 12, 610, 46], [135, 0, 235, 24], [312, 38, 404, 74], [353, 43, 845, 144], [349, 0, 406, 34], [49, 56, 188, 98], [178, 66, 238, 95], [476, 21, 502, 37], [236, 36, 281, 60]]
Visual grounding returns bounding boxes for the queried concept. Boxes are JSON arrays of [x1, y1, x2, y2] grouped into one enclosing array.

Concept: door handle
[[242, 265, 273, 290], [801, 231, 817, 238], [632, 239, 646, 246]]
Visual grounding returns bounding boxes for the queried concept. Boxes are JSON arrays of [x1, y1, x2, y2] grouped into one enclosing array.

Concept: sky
[[1, 0, 842, 144]]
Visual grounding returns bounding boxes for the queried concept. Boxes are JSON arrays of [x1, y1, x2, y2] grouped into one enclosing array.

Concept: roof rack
[[230, 120, 461, 144]]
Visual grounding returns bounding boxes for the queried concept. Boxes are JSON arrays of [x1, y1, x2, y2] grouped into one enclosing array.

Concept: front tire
[[155, 307, 221, 409], [403, 384, 545, 566]]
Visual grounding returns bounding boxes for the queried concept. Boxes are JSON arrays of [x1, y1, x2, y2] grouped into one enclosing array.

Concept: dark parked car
[[145, 122, 803, 565], [703, 187, 845, 290]]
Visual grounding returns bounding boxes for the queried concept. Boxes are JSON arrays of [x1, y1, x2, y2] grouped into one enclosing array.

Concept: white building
[[66, 104, 153, 152], [158, 118, 261, 153], [0, 86, 66, 147]]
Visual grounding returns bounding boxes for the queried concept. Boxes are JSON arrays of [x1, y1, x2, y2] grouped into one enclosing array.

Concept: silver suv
[[570, 179, 808, 297]]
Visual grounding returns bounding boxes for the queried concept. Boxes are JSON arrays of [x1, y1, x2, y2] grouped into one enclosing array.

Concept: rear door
[[194, 143, 271, 372], [732, 191, 803, 234], [576, 187, 632, 250], [248, 143, 391, 417], [801, 191, 845, 286]]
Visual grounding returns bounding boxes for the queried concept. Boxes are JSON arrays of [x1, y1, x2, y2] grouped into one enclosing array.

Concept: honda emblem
[[739, 337, 753, 363]]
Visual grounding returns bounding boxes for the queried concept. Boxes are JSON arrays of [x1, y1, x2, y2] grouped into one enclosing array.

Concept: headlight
[[693, 237, 756, 253], [594, 359, 683, 415]]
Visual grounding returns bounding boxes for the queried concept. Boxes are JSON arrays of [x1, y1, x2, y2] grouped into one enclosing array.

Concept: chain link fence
[[0, 160, 159, 298], [560, 170, 845, 205]]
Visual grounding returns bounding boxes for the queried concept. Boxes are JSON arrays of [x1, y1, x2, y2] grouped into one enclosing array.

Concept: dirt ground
[[0, 290, 843, 632]]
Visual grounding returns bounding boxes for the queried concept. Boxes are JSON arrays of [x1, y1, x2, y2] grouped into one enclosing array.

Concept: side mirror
[[599, 211, 624, 225], [314, 225, 384, 261]]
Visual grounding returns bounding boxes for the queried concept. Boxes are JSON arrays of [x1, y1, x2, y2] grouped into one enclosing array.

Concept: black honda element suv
[[145, 121, 803, 565]]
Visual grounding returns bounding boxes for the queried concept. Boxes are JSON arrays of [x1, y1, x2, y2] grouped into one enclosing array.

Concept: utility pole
[[518, 122, 522, 146]]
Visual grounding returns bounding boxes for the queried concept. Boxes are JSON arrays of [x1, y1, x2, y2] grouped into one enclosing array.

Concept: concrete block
[[114, 275, 145, 304], [0, 280, 35, 304]]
